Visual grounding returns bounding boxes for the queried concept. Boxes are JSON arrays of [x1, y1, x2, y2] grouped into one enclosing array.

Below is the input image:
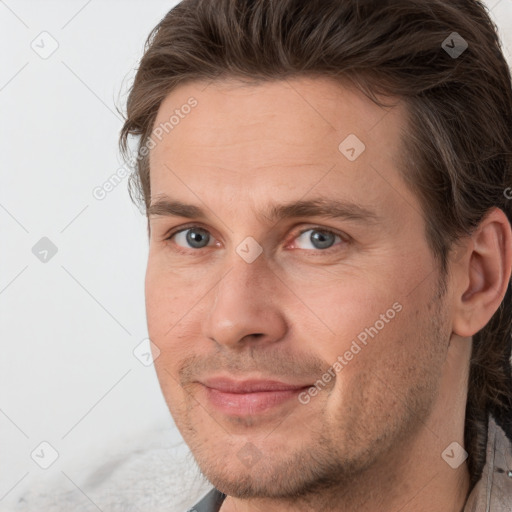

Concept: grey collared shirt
[[188, 414, 512, 512], [463, 414, 512, 511]]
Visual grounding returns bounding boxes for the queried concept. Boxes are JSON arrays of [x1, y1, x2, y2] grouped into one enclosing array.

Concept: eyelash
[[162, 223, 348, 255]]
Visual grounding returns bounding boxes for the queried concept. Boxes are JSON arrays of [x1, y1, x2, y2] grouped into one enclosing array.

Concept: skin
[[145, 76, 512, 512]]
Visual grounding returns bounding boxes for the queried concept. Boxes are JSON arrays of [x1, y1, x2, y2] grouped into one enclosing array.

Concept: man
[[119, 0, 512, 510]]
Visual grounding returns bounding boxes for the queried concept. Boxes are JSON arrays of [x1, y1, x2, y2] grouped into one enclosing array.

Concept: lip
[[199, 377, 311, 415], [201, 377, 310, 393]]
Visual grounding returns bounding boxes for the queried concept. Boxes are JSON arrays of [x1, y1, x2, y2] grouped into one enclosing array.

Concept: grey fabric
[[463, 414, 512, 511], [11, 425, 212, 512]]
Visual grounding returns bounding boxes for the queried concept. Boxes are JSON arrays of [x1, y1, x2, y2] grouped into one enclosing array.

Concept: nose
[[202, 252, 288, 350]]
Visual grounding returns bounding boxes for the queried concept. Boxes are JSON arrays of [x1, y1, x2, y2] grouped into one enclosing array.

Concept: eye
[[292, 228, 344, 251], [166, 226, 215, 250], [164, 225, 347, 253]]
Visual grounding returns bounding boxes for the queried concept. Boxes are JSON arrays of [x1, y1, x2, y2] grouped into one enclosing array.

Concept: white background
[[1, 0, 511, 510]]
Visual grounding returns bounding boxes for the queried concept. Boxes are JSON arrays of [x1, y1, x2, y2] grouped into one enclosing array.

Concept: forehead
[[151, 76, 406, 155], [148, 76, 415, 220]]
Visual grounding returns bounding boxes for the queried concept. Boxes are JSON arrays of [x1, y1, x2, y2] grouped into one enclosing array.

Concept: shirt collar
[[188, 487, 226, 512], [463, 413, 512, 511]]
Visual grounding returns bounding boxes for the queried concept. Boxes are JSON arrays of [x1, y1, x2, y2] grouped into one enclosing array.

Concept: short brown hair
[[119, 0, 512, 488]]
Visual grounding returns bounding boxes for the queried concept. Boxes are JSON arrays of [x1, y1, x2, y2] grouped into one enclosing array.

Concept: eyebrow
[[148, 195, 381, 225]]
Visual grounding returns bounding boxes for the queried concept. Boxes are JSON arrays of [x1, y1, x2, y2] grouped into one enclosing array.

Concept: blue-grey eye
[[295, 229, 340, 250], [174, 227, 212, 249]]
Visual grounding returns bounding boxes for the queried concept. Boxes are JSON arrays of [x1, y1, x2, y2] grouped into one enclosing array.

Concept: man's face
[[146, 77, 451, 498]]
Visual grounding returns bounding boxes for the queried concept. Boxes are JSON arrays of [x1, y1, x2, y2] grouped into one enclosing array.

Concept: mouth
[[199, 376, 311, 415]]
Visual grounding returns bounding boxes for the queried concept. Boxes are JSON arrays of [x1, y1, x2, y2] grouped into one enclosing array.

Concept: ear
[[452, 207, 512, 337]]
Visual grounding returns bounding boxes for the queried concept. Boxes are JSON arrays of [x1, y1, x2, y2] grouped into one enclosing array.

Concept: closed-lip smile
[[199, 376, 311, 415]]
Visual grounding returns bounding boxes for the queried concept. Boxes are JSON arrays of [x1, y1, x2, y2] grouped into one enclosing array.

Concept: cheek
[[145, 266, 189, 368], [295, 288, 419, 416], [145, 255, 190, 336], [295, 281, 401, 357], [144, 275, 169, 341], [321, 307, 425, 423], [306, 248, 433, 362], [144, 248, 215, 323]]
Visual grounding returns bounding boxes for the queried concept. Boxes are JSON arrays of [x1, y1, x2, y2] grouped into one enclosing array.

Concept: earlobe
[[452, 208, 512, 338]]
